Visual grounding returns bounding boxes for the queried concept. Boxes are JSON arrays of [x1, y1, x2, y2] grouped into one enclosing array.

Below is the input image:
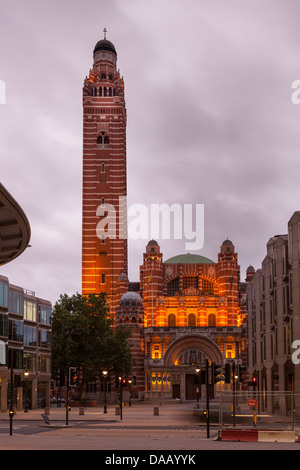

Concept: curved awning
[[0, 183, 31, 266]]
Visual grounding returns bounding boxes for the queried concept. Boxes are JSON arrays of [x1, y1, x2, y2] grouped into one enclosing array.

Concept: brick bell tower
[[82, 30, 128, 323]]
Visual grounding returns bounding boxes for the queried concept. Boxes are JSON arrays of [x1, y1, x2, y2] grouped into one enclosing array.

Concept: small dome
[[222, 239, 233, 246], [120, 291, 143, 306], [93, 39, 117, 56], [246, 265, 255, 272], [147, 240, 158, 246], [118, 272, 128, 281]]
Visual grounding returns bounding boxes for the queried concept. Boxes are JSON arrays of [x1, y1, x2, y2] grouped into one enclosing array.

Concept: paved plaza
[[0, 402, 299, 451]]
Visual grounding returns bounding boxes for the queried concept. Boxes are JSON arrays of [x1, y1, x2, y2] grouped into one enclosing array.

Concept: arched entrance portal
[[164, 335, 224, 367], [163, 335, 224, 400]]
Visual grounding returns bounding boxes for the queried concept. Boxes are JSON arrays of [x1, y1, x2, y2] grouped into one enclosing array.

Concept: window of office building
[[39, 329, 51, 348], [23, 352, 36, 371], [8, 291, 24, 315], [24, 300, 37, 322], [39, 305, 51, 325], [24, 326, 37, 346], [9, 319, 23, 342], [38, 354, 51, 373], [0, 313, 8, 337], [0, 283, 8, 308]]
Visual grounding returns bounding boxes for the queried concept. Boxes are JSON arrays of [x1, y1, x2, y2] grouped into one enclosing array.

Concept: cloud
[[1, 0, 300, 301]]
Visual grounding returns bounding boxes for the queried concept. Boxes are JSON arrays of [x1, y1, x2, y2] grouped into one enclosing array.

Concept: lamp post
[[128, 379, 132, 407], [102, 370, 108, 413], [24, 371, 29, 412], [195, 367, 201, 408]]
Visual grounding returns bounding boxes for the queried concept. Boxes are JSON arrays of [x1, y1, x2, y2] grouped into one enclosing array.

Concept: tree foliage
[[51, 293, 132, 387]]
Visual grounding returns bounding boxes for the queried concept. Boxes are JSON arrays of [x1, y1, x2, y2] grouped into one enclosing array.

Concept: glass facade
[[0, 276, 52, 410]]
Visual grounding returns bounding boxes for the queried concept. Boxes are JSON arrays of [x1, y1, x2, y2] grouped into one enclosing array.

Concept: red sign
[[248, 399, 257, 407]]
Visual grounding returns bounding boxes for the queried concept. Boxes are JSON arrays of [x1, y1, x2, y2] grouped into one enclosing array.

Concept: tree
[[51, 292, 132, 398]]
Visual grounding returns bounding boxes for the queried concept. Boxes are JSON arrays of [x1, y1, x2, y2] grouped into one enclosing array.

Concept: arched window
[[97, 134, 109, 149], [94, 87, 97, 97], [208, 314, 216, 327], [168, 314, 176, 327], [109, 87, 112, 96], [99, 87, 102, 97], [188, 313, 196, 327], [101, 73, 106, 80], [104, 87, 107, 96]]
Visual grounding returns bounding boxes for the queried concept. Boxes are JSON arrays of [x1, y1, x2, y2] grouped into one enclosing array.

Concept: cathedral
[[82, 32, 247, 401]]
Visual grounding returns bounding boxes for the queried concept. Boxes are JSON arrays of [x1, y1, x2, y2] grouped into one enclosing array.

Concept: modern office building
[[0, 275, 52, 411], [0, 183, 52, 411]]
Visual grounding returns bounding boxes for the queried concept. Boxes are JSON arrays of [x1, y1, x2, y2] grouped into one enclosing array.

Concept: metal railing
[[201, 391, 300, 432]]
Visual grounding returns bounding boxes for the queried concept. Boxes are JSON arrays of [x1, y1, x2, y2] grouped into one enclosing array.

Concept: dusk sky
[[1, 0, 300, 305]]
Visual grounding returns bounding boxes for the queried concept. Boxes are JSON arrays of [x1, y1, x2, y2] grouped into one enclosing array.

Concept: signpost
[[248, 399, 257, 407], [248, 398, 258, 426]]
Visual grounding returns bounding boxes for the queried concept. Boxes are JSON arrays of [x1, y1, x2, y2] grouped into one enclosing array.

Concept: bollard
[[79, 407, 85, 415], [154, 407, 159, 416], [115, 407, 120, 415]]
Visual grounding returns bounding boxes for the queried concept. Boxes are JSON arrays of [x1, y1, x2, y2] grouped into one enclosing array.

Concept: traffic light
[[69, 367, 78, 386], [251, 376, 257, 387], [212, 362, 223, 384], [238, 364, 247, 383], [225, 363, 231, 384], [57, 369, 65, 386]]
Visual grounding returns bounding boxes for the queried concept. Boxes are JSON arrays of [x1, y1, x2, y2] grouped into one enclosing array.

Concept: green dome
[[164, 253, 215, 264]]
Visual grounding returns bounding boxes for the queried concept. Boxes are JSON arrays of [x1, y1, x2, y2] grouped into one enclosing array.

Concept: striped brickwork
[[82, 44, 127, 324]]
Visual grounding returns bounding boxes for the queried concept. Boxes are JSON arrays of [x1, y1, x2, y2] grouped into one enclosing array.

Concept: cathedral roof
[[164, 253, 215, 265], [93, 39, 117, 56]]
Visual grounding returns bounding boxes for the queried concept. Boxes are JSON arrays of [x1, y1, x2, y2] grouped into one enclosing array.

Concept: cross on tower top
[[103, 27, 107, 40]]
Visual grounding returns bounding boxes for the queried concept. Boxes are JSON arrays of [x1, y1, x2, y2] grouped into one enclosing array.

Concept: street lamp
[[195, 367, 201, 408], [24, 371, 29, 413], [102, 370, 108, 413]]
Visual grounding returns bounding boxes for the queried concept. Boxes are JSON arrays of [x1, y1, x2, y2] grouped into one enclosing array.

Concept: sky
[[1, 0, 300, 305]]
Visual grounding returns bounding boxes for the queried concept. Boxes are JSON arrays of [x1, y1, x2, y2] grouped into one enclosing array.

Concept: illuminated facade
[[137, 240, 246, 400], [114, 239, 247, 400], [82, 35, 247, 401], [82, 32, 127, 323]]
